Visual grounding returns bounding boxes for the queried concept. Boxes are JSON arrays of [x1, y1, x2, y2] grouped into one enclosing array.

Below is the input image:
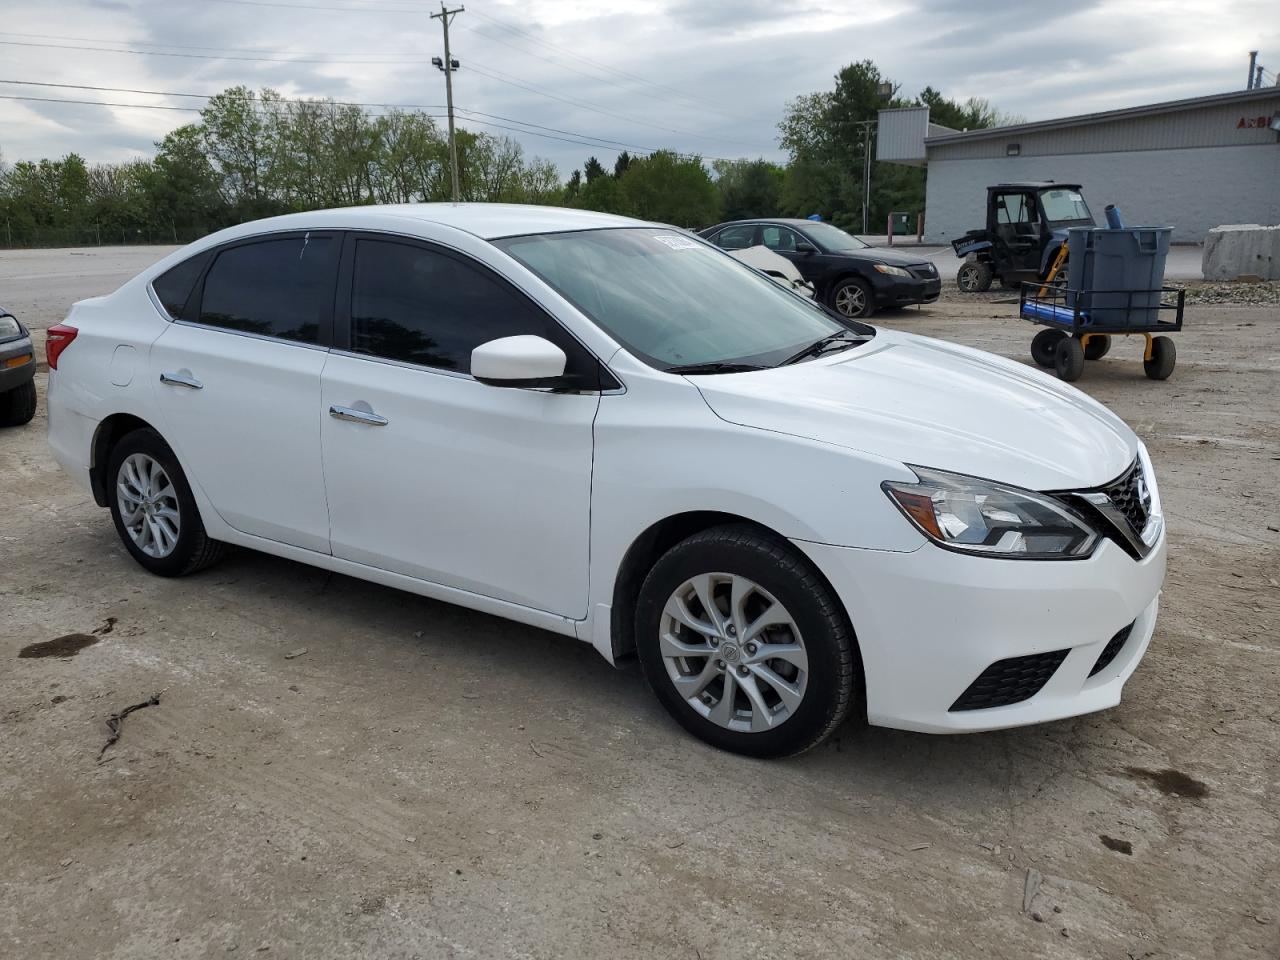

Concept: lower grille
[[1089, 623, 1134, 677], [950, 650, 1069, 711]]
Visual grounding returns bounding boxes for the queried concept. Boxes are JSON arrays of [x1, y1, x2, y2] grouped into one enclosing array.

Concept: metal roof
[[924, 86, 1280, 146]]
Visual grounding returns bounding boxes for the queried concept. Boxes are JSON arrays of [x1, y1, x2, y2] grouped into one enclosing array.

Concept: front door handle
[[160, 371, 203, 389], [329, 404, 389, 427]]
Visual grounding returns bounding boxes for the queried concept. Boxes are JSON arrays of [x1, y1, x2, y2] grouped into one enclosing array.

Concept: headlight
[[0, 316, 20, 340], [883, 466, 1098, 559], [873, 264, 912, 277]]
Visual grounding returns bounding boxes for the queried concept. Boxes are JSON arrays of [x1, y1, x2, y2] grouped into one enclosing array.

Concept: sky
[[0, 0, 1276, 175]]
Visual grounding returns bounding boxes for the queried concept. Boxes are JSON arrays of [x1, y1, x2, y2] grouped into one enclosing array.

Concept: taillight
[[45, 324, 78, 370]]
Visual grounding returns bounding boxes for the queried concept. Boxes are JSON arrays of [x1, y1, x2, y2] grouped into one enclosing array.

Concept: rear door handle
[[160, 371, 203, 389], [329, 404, 389, 427]]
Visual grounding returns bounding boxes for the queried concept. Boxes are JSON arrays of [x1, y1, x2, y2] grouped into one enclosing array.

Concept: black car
[[698, 219, 941, 319], [0, 306, 37, 426]]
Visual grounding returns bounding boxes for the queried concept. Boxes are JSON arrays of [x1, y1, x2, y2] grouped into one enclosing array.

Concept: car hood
[[844, 247, 931, 267], [693, 328, 1137, 490]]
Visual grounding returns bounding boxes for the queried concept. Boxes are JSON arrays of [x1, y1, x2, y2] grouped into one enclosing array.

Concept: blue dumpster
[[1067, 226, 1173, 325]]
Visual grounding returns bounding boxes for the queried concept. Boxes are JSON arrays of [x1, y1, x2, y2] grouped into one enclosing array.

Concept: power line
[[0, 82, 686, 156], [0, 37, 430, 64]]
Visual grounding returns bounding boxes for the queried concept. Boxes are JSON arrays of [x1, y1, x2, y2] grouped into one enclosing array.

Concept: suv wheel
[[635, 525, 859, 757], [107, 428, 226, 576], [956, 261, 992, 292]]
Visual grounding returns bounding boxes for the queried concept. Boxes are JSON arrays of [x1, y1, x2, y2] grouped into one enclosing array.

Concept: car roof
[[212, 203, 649, 241], [710, 218, 823, 229], [988, 182, 1082, 191]]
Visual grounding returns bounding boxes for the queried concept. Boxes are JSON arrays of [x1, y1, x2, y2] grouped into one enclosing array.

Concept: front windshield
[[798, 221, 870, 252], [495, 228, 853, 370], [1039, 188, 1093, 223]]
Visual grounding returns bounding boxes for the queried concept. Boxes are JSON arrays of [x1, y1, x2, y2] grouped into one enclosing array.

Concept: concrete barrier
[[1202, 224, 1280, 281]]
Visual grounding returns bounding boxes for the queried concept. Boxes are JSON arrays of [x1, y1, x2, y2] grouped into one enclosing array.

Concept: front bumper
[[870, 273, 942, 307], [0, 336, 36, 391], [795, 528, 1167, 733]]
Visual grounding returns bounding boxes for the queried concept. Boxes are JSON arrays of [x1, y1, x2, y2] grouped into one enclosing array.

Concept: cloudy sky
[[0, 0, 1275, 174]]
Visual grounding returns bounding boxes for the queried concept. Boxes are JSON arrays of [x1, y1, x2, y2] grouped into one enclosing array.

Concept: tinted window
[[714, 224, 756, 250], [199, 236, 337, 343], [350, 239, 554, 374], [152, 251, 211, 320], [996, 194, 1032, 224]]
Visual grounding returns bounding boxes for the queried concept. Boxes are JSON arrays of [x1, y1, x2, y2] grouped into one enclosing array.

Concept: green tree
[[583, 156, 607, 183], [613, 150, 632, 178], [618, 150, 719, 226], [712, 158, 783, 220]]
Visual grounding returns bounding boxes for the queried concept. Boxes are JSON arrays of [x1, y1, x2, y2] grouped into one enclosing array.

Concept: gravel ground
[[1, 247, 1277, 960]]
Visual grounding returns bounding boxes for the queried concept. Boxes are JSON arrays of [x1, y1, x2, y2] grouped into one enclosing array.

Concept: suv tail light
[[45, 324, 78, 370]]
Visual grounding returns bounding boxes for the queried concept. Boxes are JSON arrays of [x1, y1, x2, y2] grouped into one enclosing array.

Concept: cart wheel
[[1084, 335, 1111, 360], [956, 261, 992, 293], [1031, 329, 1066, 367], [1144, 336, 1176, 380], [1054, 337, 1085, 382]]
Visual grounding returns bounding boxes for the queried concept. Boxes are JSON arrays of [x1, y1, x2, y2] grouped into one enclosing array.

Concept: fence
[[1, 222, 217, 250]]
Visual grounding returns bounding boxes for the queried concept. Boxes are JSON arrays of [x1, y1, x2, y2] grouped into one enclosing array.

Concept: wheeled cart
[[1019, 283, 1185, 382]]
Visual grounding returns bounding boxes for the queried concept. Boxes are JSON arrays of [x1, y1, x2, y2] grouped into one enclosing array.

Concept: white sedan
[[46, 204, 1166, 757]]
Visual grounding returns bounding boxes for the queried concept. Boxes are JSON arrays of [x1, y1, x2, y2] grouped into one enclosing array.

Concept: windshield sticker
[[652, 233, 700, 250]]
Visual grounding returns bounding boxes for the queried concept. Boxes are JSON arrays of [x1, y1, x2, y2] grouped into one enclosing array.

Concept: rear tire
[[1030, 329, 1066, 368], [635, 525, 859, 758], [0, 379, 37, 426], [956, 261, 992, 293], [1084, 335, 1111, 360], [1054, 337, 1085, 382], [107, 428, 226, 577], [1143, 336, 1176, 380]]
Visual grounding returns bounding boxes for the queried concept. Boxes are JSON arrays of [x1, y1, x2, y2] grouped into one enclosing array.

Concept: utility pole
[[1247, 50, 1258, 89], [856, 119, 875, 234], [431, 3, 465, 203]]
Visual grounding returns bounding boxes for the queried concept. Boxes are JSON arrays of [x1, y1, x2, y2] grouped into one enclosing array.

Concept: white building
[[878, 87, 1280, 244]]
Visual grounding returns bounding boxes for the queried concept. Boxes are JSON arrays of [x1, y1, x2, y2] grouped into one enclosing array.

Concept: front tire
[[956, 261, 992, 293], [107, 428, 226, 577], [1144, 336, 1175, 380], [0, 379, 37, 426], [1030, 329, 1066, 368], [830, 277, 875, 319], [1054, 336, 1085, 382], [635, 525, 858, 758]]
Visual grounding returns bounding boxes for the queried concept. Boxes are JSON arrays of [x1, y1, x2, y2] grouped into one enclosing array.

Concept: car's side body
[[0, 306, 37, 416], [698, 219, 941, 311], [47, 204, 1166, 739]]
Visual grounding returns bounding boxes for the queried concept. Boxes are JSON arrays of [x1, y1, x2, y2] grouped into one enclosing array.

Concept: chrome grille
[[908, 263, 938, 279], [1099, 459, 1152, 535]]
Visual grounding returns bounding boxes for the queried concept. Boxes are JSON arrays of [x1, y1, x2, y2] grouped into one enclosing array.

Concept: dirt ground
[[1, 246, 1277, 960]]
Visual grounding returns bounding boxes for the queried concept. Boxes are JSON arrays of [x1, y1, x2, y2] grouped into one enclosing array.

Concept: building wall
[[927, 92, 1280, 160], [923, 143, 1280, 243]]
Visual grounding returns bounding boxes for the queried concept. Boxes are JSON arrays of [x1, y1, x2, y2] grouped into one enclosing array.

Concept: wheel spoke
[[672, 657, 720, 700], [708, 671, 738, 726], [727, 575, 752, 637], [689, 574, 726, 634], [750, 642, 808, 673], [736, 673, 776, 731], [663, 594, 717, 638], [659, 630, 712, 660], [742, 604, 792, 643], [749, 663, 804, 714]]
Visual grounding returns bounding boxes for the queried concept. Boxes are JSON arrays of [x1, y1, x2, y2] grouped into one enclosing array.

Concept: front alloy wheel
[[635, 525, 859, 757], [660, 574, 809, 733]]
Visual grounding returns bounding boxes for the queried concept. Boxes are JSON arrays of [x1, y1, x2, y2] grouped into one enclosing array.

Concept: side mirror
[[471, 335, 567, 388], [795, 241, 818, 255]]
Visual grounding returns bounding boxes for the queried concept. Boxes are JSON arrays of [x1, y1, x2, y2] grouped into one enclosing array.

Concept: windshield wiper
[[780, 331, 867, 366], [666, 361, 768, 375]]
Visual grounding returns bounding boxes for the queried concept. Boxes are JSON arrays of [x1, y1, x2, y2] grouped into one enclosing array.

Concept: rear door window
[[760, 226, 801, 252], [198, 235, 338, 344]]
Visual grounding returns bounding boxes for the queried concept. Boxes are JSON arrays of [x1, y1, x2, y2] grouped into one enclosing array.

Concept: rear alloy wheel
[[1083, 335, 1111, 360], [635, 525, 858, 758], [0, 379, 37, 426], [1054, 336, 1085, 382], [956, 261, 992, 293], [107, 428, 225, 577], [1030, 329, 1066, 368], [830, 278, 875, 319], [1144, 335, 1176, 380]]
